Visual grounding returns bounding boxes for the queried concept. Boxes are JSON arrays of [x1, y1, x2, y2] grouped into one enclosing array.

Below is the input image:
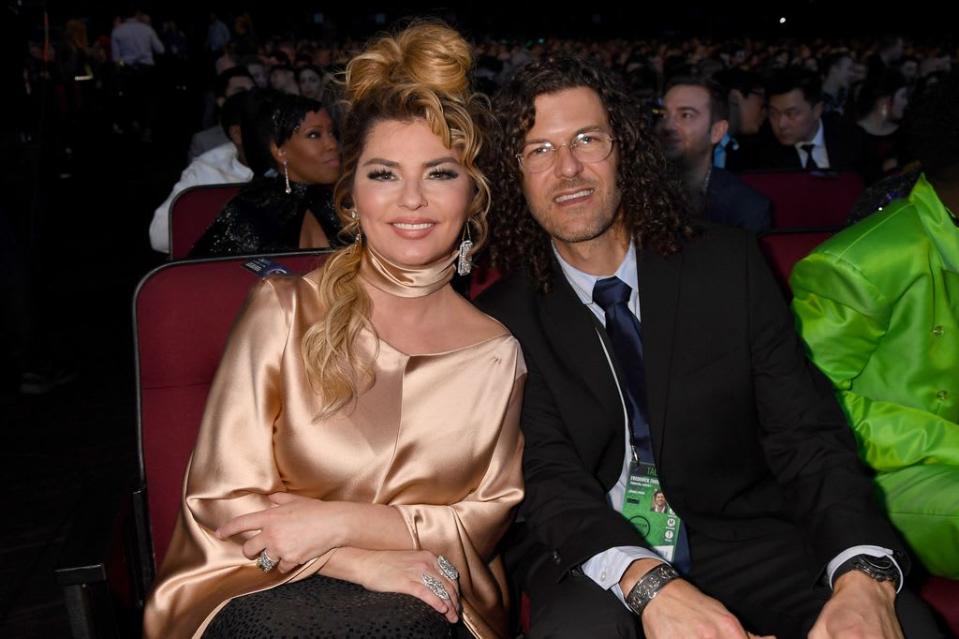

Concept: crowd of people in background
[[13, 9, 954, 262], [6, 8, 958, 635], [20, 8, 955, 176]]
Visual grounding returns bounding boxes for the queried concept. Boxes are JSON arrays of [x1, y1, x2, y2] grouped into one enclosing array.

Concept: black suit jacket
[[751, 115, 864, 174], [705, 167, 772, 233], [476, 226, 905, 585]]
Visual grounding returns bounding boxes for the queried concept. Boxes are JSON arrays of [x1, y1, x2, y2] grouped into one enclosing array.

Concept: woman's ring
[[421, 573, 451, 601], [257, 550, 278, 572], [437, 555, 459, 581]]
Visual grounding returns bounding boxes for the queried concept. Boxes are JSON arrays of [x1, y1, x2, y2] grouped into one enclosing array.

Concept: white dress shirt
[[795, 119, 830, 169], [149, 142, 253, 253], [551, 240, 901, 610]]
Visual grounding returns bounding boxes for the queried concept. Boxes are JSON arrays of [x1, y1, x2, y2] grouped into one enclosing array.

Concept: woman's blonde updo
[[343, 22, 473, 105], [302, 21, 493, 418]]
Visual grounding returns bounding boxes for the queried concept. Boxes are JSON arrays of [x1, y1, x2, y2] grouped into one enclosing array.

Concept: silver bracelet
[[625, 563, 680, 617]]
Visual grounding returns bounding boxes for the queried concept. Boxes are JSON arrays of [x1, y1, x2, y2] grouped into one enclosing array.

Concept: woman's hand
[[345, 549, 462, 624], [216, 492, 340, 573]]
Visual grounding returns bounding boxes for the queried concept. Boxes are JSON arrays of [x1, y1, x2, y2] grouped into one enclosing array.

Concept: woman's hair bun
[[344, 21, 473, 105]]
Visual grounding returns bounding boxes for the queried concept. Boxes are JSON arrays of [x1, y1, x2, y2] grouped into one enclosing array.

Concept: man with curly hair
[[476, 56, 941, 639], [792, 72, 959, 581]]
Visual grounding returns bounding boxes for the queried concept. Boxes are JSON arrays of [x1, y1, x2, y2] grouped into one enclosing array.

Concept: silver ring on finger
[[421, 573, 451, 601], [257, 550, 278, 572], [437, 555, 459, 581]]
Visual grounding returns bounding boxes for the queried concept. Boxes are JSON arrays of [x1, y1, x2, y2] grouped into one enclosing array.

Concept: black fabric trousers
[[521, 523, 945, 639], [203, 574, 470, 639]]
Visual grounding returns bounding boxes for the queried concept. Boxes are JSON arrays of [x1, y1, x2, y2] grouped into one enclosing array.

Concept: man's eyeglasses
[[517, 131, 616, 173]]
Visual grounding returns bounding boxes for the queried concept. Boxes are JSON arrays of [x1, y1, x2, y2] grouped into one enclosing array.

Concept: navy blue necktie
[[592, 276, 691, 573], [592, 277, 653, 459]]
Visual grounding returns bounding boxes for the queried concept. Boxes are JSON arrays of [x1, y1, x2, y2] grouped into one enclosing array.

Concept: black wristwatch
[[832, 554, 901, 592]]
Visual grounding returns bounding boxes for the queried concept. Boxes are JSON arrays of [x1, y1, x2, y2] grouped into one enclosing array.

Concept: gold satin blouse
[[142, 268, 526, 638]]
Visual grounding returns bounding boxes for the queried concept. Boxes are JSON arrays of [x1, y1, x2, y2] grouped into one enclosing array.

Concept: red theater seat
[[740, 170, 863, 229], [759, 230, 833, 295], [56, 252, 332, 636], [168, 183, 244, 259], [136, 252, 330, 566], [920, 576, 959, 637]]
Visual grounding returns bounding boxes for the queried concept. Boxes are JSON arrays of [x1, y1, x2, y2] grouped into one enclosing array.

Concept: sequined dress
[[189, 178, 343, 257]]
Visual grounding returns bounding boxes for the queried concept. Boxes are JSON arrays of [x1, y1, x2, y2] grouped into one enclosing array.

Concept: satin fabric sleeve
[[392, 358, 526, 624], [792, 253, 959, 471], [143, 278, 323, 638]]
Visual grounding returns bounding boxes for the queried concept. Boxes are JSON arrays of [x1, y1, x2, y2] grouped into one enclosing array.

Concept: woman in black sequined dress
[[190, 93, 343, 257]]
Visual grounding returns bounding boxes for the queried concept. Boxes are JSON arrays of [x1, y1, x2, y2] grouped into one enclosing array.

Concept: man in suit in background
[[478, 55, 940, 639], [757, 68, 863, 174], [712, 69, 767, 171], [188, 66, 255, 160], [658, 75, 771, 233]]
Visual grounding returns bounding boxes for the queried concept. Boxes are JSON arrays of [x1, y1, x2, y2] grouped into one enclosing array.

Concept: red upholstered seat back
[[758, 231, 832, 295], [920, 576, 959, 637], [134, 252, 331, 567], [740, 171, 863, 229], [168, 183, 244, 259]]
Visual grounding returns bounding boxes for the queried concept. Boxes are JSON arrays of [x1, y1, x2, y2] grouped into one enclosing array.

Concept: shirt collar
[[552, 240, 638, 305], [796, 118, 825, 149]]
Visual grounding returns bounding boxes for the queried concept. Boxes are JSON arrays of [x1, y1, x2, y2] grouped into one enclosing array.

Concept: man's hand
[[809, 570, 902, 639], [621, 560, 774, 639]]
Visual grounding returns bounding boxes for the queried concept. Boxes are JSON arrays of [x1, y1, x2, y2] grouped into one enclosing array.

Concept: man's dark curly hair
[[486, 56, 692, 291]]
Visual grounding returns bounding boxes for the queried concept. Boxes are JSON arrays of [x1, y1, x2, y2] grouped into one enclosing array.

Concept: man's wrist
[[832, 554, 901, 594], [618, 557, 665, 595], [833, 566, 897, 600], [624, 562, 680, 617]]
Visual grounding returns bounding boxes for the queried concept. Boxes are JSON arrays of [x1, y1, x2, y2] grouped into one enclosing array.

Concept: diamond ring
[[257, 550, 278, 572], [437, 555, 459, 581], [421, 573, 450, 601]]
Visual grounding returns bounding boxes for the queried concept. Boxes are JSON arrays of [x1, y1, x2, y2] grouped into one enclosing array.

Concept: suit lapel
[[538, 268, 622, 427], [638, 245, 683, 462], [822, 117, 845, 170]]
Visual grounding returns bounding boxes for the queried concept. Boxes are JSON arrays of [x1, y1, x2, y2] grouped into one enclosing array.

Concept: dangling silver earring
[[456, 220, 474, 276], [351, 208, 362, 245], [283, 160, 291, 194]]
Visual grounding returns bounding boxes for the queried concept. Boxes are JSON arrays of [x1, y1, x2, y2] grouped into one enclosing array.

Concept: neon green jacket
[[791, 174, 959, 576]]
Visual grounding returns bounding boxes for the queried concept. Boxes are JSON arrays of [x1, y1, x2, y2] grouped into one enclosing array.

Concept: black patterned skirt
[[203, 574, 469, 638]]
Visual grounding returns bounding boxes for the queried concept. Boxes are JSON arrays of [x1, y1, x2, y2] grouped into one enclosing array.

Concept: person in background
[[756, 68, 863, 173], [820, 51, 855, 116], [189, 93, 341, 256], [712, 68, 766, 171], [659, 75, 771, 232], [856, 70, 910, 184], [269, 64, 300, 94], [188, 66, 255, 160], [149, 91, 255, 254], [296, 64, 325, 100], [792, 71, 959, 581], [110, 5, 164, 142]]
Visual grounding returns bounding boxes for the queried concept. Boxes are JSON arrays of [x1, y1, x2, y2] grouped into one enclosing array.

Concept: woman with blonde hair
[[143, 22, 524, 639]]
